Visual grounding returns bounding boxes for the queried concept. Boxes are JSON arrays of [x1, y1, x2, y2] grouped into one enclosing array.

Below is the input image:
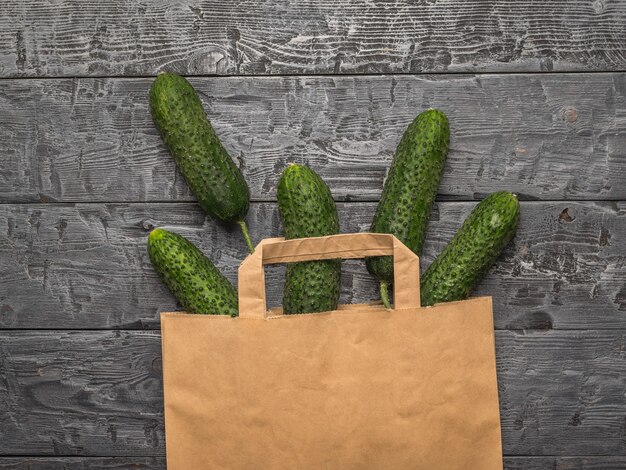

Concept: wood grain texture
[[1, 457, 626, 469], [0, 457, 164, 469], [505, 457, 626, 469], [1, 0, 626, 77], [0, 201, 624, 330], [1, 74, 625, 203], [2, 330, 626, 455], [1, 0, 625, 463], [0, 331, 164, 456]]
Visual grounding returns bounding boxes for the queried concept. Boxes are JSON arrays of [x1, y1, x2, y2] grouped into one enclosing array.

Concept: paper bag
[[161, 233, 503, 469]]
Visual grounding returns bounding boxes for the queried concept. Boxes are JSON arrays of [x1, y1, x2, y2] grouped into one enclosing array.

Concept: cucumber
[[147, 228, 238, 316], [277, 164, 341, 314], [366, 109, 449, 308], [420, 191, 520, 306], [149, 73, 254, 253]]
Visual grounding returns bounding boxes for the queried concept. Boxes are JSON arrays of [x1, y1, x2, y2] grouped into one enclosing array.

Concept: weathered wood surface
[[505, 457, 626, 470], [0, 201, 624, 330], [1, 457, 626, 470], [2, 0, 626, 77], [1, 330, 626, 456], [1, 0, 625, 464], [2, 74, 625, 203], [0, 458, 164, 469]]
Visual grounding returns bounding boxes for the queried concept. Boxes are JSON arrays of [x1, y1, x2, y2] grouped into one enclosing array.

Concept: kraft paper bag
[[161, 233, 503, 469]]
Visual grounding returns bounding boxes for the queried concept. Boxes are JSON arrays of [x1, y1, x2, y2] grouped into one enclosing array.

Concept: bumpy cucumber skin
[[366, 109, 449, 283], [148, 228, 238, 316], [149, 73, 250, 224], [420, 191, 520, 306], [277, 165, 341, 314]]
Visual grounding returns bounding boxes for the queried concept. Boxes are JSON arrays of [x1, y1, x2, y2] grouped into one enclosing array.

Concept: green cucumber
[[149, 73, 254, 253], [277, 164, 341, 314], [147, 228, 238, 316], [420, 191, 520, 306], [366, 109, 449, 308]]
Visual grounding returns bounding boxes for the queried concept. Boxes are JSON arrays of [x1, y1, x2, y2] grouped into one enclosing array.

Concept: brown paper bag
[[161, 233, 503, 469]]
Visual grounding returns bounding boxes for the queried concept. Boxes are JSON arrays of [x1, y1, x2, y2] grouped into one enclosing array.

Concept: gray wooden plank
[[505, 457, 626, 469], [1, 457, 626, 469], [1, 74, 625, 203], [0, 457, 164, 469], [498, 330, 626, 456], [0, 331, 164, 456], [1, 0, 626, 77], [1, 330, 626, 455], [0, 201, 624, 330]]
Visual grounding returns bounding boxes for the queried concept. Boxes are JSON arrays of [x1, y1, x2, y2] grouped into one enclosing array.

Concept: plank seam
[[0, 199, 624, 205], [0, 69, 626, 82], [0, 327, 624, 332], [0, 454, 624, 458]]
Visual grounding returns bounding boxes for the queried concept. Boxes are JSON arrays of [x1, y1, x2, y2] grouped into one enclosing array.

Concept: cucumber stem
[[238, 220, 255, 254], [380, 281, 392, 310]]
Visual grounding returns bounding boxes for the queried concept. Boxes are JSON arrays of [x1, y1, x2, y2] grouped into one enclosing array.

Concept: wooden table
[[1, 1, 625, 468]]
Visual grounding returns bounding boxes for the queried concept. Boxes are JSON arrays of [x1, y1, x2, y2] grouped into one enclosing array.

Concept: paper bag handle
[[238, 233, 420, 319]]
